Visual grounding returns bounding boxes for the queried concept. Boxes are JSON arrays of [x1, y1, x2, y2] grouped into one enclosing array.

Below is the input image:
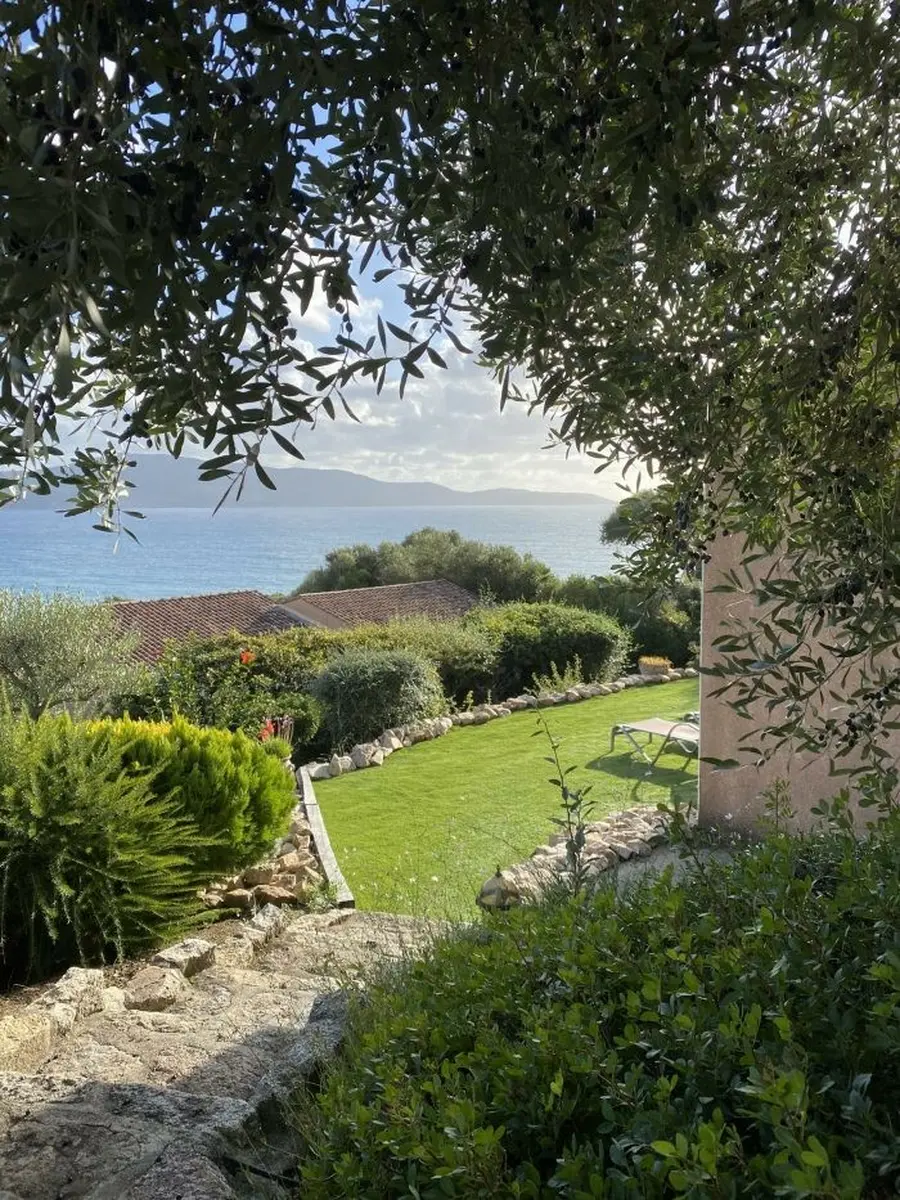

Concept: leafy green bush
[[89, 715, 296, 873], [134, 631, 322, 744], [297, 817, 900, 1197], [310, 648, 445, 750], [334, 617, 499, 704], [470, 601, 631, 696], [0, 590, 144, 717], [556, 574, 700, 667], [0, 708, 209, 985]]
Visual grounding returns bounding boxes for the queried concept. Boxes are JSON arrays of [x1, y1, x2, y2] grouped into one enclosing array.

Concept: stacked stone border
[[477, 806, 682, 910], [202, 774, 329, 913], [0, 904, 294, 1073], [304, 666, 699, 780]]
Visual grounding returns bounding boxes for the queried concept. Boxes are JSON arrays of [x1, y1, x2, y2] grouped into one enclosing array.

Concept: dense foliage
[[600, 487, 673, 546], [290, 528, 557, 604], [474, 602, 631, 698], [332, 616, 500, 706], [310, 647, 444, 751], [141, 602, 631, 751], [0, 590, 143, 717], [297, 815, 900, 1197], [0, 707, 209, 985], [556, 576, 700, 668], [134, 631, 322, 744], [90, 715, 295, 874]]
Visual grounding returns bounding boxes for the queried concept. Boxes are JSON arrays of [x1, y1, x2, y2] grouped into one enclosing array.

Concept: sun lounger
[[610, 714, 700, 768]]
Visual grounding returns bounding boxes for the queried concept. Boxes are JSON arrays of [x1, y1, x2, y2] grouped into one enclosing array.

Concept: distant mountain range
[[23, 455, 607, 509]]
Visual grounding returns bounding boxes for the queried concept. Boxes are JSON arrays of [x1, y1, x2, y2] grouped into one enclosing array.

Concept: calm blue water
[[0, 504, 620, 599]]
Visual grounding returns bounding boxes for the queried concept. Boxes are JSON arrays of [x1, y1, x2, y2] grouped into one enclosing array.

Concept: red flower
[[259, 719, 276, 742], [239, 649, 256, 666]]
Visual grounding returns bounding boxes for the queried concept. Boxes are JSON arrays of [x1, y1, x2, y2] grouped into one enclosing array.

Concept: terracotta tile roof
[[113, 590, 308, 664], [284, 579, 478, 629]]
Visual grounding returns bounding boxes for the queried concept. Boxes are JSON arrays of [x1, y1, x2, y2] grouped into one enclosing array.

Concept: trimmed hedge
[[470, 601, 631, 697], [135, 604, 632, 752], [0, 709, 210, 985], [297, 817, 900, 1197], [555, 574, 700, 667], [330, 616, 499, 704], [89, 714, 296, 873], [310, 647, 445, 750]]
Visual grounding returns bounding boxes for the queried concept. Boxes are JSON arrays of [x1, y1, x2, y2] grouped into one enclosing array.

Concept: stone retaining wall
[[201, 797, 326, 914], [305, 667, 699, 780]]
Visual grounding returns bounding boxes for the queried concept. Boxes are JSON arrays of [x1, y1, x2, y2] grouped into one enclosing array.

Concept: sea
[[0, 503, 621, 600]]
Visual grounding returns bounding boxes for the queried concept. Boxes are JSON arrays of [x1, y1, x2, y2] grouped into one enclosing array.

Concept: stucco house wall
[[699, 534, 900, 832]]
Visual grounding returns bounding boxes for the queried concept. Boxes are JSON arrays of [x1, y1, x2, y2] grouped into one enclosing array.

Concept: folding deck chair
[[610, 713, 700, 770]]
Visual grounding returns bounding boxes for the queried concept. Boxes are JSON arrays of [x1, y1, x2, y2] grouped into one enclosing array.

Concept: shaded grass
[[316, 679, 699, 919]]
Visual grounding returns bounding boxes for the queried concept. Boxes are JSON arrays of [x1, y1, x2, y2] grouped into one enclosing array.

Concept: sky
[[263, 272, 631, 500]]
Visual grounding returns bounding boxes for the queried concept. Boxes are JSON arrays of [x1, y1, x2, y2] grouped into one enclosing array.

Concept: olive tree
[[0, 591, 142, 717]]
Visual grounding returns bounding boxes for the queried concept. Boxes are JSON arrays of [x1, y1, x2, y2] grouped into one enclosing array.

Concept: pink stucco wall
[[699, 535, 900, 832]]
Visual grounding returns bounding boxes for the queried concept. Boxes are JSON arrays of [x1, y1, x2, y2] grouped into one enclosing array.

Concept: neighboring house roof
[[113, 590, 310, 664], [282, 579, 478, 630]]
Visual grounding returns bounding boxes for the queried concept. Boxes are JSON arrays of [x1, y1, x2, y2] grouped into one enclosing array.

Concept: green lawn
[[316, 679, 699, 919]]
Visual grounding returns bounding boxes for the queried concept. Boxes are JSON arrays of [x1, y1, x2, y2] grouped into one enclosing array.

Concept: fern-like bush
[[0, 708, 210, 985], [89, 715, 296, 872], [310, 648, 445, 751]]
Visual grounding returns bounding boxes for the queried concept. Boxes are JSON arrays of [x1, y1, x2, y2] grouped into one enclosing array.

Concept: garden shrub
[[469, 601, 631, 697], [564, 574, 700, 667], [0, 708, 209, 985], [297, 815, 900, 1197], [334, 616, 500, 704], [89, 714, 296, 873], [134, 630, 322, 744], [310, 647, 445, 750]]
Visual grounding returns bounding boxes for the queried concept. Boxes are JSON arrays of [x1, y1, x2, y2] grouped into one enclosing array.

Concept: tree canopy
[[2, 2, 899, 788], [601, 487, 674, 545], [290, 527, 557, 603]]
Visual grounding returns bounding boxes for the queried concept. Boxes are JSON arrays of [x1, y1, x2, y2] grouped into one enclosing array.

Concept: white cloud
[[267, 340, 632, 497]]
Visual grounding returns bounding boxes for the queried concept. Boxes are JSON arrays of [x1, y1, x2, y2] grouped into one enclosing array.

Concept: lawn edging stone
[[303, 668, 697, 781], [476, 806, 679, 911]]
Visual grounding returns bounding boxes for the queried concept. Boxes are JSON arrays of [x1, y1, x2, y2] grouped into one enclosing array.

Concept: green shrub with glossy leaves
[[554, 575, 700, 667], [0, 707, 210, 985], [297, 814, 900, 1197], [310, 647, 445, 751], [89, 715, 296, 873]]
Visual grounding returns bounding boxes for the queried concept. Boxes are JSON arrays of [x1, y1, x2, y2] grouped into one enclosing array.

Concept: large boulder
[[350, 743, 372, 770], [476, 871, 522, 910]]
